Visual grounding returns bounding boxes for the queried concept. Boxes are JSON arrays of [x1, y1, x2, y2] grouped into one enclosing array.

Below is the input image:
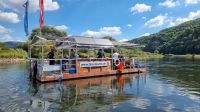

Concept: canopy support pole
[[111, 48, 113, 70], [75, 45, 78, 74]]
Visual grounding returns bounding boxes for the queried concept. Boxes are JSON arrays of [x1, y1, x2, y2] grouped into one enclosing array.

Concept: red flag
[[39, 0, 44, 29]]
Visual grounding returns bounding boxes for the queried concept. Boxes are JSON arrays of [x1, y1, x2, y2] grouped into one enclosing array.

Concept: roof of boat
[[31, 35, 144, 48], [57, 36, 114, 49]]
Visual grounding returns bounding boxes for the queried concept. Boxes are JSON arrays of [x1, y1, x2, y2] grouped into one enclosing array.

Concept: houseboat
[[29, 36, 146, 82]]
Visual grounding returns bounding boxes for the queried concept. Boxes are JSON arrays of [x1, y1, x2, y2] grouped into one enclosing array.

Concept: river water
[[0, 58, 199, 112]]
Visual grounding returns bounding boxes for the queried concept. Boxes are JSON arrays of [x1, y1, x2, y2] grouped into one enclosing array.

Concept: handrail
[[29, 58, 76, 61]]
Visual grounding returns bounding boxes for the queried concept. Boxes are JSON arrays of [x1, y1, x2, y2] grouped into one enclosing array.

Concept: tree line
[[129, 18, 200, 55]]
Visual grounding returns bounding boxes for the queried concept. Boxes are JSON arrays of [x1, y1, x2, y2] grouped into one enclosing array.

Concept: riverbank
[[164, 54, 200, 59], [0, 58, 27, 64]]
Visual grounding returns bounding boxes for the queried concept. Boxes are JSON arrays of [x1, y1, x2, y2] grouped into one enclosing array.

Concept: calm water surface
[[0, 58, 199, 112]]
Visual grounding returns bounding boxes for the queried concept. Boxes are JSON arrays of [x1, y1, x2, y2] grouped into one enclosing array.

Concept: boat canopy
[[31, 35, 144, 49], [57, 36, 114, 49]]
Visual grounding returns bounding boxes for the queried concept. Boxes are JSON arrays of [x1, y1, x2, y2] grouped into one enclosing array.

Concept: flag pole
[[23, 0, 32, 77], [39, 0, 44, 59]]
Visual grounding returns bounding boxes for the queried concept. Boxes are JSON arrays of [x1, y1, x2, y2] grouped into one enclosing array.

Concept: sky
[[0, 0, 200, 42]]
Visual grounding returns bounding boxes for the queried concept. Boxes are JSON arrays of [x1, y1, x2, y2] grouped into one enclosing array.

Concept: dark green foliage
[[28, 26, 67, 58], [0, 42, 27, 58], [0, 49, 28, 58], [102, 36, 116, 41], [17, 42, 28, 52], [129, 18, 200, 54], [3, 41, 25, 48], [0, 42, 9, 50], [30, 26, 67, 41]]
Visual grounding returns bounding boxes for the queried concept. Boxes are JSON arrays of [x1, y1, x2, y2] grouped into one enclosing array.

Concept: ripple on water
[[0, 60, 200, 112]]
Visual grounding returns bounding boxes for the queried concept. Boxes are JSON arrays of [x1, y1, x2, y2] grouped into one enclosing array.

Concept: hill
[[3, 41, 25, 48], [129, 18, 200, 54], [0, 42, 9, 50]]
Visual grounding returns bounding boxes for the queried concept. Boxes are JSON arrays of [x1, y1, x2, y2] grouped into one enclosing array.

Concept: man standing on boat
[[113, 50, 119, 61], [70, 49, 76, 59], [48, 49, 55, 65], [97, 49, 105, 58], [113, 50, 119, 69], [69, 49, 77, 68]]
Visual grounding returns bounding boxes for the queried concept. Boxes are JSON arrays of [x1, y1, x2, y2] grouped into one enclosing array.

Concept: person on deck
[[70, 49, 76, 59], [97, 49, 105, 58], [119, 52, 125, 62], [113, 50, 119, 61], [69, 49, 76, 68], [48, 49, 55, 65], [112, 50, 119, 69]]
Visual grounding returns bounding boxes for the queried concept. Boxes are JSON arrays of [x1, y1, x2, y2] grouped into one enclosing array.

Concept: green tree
[[102, 36, 116, 41], [30, 26, 67, 42], [0, 42, 9, 50], [29, 26, 67, 58]]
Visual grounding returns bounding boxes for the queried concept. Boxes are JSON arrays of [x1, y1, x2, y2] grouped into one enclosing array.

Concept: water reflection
[[27, 74, 146, 111], [0, 59, 200, 112]]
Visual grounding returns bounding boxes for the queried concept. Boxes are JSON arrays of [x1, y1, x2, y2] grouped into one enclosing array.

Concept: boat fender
[[58, 75, 62, 83]]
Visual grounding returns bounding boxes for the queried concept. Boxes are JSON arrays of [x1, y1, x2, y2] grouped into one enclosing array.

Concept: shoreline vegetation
[[0, 49, 27, 58], [164, 54, 200, 59], [2, 54, 200, 64], [0, 48, 28, 64]]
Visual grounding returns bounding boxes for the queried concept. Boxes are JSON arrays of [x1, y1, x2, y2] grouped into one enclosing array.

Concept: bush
[[0, 49, 28, 59]]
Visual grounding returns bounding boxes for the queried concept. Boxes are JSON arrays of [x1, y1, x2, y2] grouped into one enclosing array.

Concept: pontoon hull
[[36, 68, 146, 82]]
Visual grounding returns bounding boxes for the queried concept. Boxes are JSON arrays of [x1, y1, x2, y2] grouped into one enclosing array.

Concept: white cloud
[[0, 0, 60, 13], [0, 11, 20, 23], [170, 10, 200, 26], [185, 0, 200, 6], [54, 25, 68, 31], [0, 34, 13, 42], [141, 33, 150, 37], [127, 24, 132, 27], [119, 38, 129, 42], [130, 3, 151, 14], [0, 25, 12, 34], [159, 0, 179, 8], [81, 26, 122, 37], [145, 14, 168, 28]]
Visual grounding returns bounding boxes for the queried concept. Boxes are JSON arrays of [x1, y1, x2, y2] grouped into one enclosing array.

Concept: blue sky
[[0, 0, 200, 42]]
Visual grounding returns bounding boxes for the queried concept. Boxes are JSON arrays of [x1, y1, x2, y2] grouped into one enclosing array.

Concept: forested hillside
[[4, 41, 24, 48], [129, 18, 200, 54]]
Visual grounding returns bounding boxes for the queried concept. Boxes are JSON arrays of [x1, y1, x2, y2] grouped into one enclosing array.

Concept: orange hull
[[36, 68, 146, 82]]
